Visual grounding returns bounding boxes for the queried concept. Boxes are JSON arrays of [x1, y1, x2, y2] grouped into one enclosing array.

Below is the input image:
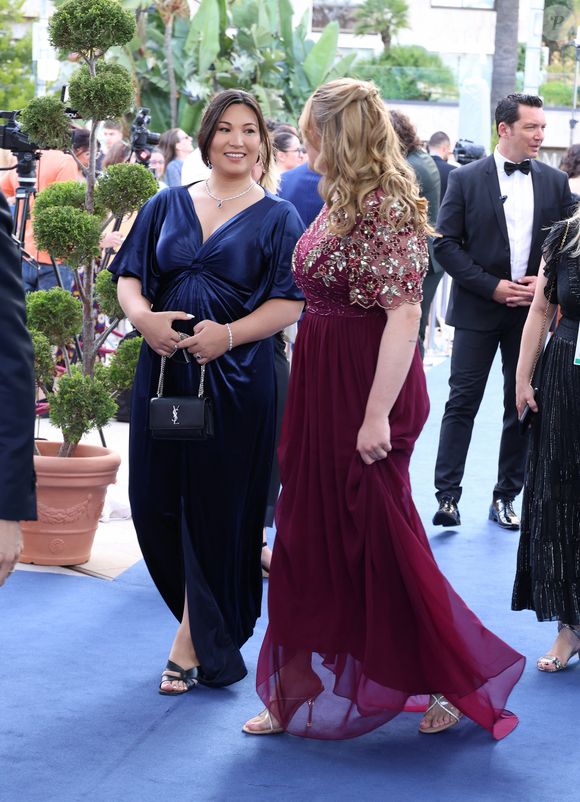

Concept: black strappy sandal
[[159, 659, 199, 695]]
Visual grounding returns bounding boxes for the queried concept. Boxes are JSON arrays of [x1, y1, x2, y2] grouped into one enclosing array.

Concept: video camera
[[0, 111, 41, 181], [453, 139, 485, 165], [130, 107, 161, 166]]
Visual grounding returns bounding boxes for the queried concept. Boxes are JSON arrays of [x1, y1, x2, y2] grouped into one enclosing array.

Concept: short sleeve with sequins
[[347, 197, 429, 311]]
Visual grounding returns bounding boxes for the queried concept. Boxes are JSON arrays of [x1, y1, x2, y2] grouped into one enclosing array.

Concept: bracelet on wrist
[[225, 322, 234, 351]]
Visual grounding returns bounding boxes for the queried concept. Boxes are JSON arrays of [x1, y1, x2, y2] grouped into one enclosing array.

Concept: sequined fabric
[[512, 241, 580, 624], [293, 191, 428, 317]]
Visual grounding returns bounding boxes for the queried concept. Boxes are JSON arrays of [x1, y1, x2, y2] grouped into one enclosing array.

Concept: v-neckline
[[182, 185, 268, 246]]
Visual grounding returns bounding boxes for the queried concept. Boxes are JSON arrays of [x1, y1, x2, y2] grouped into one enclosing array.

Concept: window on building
[[312, 2, 357, 33]]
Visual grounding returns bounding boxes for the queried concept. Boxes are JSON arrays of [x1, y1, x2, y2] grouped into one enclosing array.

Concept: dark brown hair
[[560, 144, 580, 179], [389, 110, 422, 156], [197, 90, 272, 173], [102, 141, 131, 168], [158, 128, 182, 167], [495, 93, 543, 133]]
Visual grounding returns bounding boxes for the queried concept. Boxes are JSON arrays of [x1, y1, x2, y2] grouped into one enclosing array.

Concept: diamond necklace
[[204, 179, 256, 208]]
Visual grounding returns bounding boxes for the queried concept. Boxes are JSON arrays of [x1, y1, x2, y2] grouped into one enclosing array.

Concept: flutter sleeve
[[348, 202, 429, 311], [108, 190, 169, 303], [244, 199, 305, 311]]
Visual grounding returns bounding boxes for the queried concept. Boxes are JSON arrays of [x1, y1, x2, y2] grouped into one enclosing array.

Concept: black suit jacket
[[431, 154, 456, 199], [0, 192, 36, 520], [434, 155, 573, 331]]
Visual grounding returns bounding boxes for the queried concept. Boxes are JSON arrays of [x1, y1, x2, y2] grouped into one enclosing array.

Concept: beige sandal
[[242, 708, 284, 736], [418, 694, 463, 734]]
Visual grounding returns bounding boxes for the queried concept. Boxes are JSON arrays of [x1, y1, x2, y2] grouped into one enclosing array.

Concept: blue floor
[[1, 357, 578, 802]]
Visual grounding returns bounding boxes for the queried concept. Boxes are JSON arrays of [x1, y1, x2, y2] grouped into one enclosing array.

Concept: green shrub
[[32, 207, 102, 268], [26, 288, 83, 348], [95, 163, 158, 219], [49, 0, 135, 55], [68, 62, 134, 121]]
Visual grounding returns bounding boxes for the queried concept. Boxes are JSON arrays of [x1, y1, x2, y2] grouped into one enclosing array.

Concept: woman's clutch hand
[[135, 310, 194, 357], [178, 320, 230, 364], [356, 415, 392, 466]]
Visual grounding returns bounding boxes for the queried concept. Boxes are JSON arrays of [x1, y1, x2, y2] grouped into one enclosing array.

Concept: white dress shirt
[[494, 147, 535, 282]]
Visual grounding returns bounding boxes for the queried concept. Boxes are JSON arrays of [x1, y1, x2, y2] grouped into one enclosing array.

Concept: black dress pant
[[434, 315, 528, 503]]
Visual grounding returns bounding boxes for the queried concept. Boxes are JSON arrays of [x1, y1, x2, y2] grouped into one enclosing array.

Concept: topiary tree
[[17, 0, 157, 456]]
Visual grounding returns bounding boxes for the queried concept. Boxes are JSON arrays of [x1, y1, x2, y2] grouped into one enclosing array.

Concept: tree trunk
[[490, 0, 520, 120], [164, 17, 177, 127]]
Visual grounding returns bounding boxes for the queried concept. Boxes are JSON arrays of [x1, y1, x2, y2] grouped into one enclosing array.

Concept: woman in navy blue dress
[[110, 91, 304, 691]]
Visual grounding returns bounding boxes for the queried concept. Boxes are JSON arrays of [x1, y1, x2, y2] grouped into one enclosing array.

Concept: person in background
[[148, 148, 167, 187], [110, 89, 304, 694], [428, 131, 456, 199], [432, 93, 572, 531], [102, 141, 131, 170], [0, 190, 36, 586], [96, 119, 126, 171], [389, 110, 441, 359], [559, 143, 580, 195], [0, 128, 88, 291], [272, 126, 306, 173], [513, 204, 580, 671], [278, 160, 323, 229], [159, 128, 194, 187]]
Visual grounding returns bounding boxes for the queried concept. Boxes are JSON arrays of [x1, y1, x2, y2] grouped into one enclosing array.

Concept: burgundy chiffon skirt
[[256, 311, 524, 740]]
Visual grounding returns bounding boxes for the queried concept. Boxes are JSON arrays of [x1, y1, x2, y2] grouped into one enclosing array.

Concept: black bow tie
[[504, 159, 531, 176]]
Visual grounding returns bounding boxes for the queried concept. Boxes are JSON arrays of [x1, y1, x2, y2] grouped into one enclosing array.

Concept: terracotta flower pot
[[20, 441, 122, 566]]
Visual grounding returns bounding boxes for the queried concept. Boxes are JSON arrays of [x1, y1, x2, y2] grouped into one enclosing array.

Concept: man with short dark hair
[[0, 191, 36, 585], [428, 131, 456, 198], [432, 94, 572, 530]]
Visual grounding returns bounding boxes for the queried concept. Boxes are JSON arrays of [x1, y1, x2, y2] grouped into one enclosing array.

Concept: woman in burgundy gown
[[243, 79, 525, 740]]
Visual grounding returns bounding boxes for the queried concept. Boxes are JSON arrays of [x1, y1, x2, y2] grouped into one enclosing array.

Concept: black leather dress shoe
[[432, 497, 461, 527], [488, 499, 520, 530]]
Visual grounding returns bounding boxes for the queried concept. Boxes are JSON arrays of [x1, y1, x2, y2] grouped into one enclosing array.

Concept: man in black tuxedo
[[428, 131, 457, 198], [0, 191, 36, 585], [432, 94, 572, 530]]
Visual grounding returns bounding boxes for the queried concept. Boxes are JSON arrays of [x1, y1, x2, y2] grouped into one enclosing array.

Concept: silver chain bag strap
[[149, 334, 214, 440]]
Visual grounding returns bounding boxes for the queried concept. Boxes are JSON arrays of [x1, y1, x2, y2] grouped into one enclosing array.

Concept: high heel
[[537, 623, 580, 672], [243, 684, 324, 736]]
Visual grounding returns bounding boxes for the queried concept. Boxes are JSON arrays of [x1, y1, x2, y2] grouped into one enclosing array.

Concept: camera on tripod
[[130, 108, 160, 166], [0, 111, 40, 182], [453, 139, 485, 165]]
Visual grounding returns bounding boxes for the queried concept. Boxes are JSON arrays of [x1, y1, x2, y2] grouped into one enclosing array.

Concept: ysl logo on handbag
[[172, 405, 180, 425]]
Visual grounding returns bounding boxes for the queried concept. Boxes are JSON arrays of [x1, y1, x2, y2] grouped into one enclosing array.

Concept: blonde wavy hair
[[299, 78, 430, 237]]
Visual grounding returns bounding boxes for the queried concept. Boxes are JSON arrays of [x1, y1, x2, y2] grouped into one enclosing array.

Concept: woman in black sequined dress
[[513, 207, 580, 671]]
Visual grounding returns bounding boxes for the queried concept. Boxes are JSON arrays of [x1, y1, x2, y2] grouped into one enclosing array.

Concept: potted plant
[[17, 0, 158, 564]]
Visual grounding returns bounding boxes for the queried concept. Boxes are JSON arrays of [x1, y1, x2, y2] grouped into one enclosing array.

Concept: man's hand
[[0, 520, 22, 587], [493, 278, 535, 307]]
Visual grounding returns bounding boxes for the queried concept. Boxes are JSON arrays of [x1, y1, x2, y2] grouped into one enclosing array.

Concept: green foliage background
[[0, 0, 34, 110]]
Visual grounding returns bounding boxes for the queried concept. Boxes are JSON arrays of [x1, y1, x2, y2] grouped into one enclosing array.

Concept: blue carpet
[[1, 357, 579, 802]]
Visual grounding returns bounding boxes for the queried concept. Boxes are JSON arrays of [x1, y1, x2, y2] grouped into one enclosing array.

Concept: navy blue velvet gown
[[110, 186, 304, 686]]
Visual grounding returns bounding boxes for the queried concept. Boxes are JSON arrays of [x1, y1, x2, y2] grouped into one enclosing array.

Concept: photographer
[[1, 126, 123, 290]]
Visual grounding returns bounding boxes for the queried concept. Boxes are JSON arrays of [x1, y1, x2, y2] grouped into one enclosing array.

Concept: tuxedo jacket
[[0, 192, 36, 520], [434, 155, 573, 331]]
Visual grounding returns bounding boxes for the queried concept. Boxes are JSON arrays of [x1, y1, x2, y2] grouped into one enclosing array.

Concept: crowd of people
[[3, 83, 580, 746]]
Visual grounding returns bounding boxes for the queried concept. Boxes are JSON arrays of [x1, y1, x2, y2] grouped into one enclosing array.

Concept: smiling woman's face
[[208, 104, 261, 179]]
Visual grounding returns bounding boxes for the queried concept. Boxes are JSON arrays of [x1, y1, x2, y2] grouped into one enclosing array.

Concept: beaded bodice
[[293, 191, 428, 317]]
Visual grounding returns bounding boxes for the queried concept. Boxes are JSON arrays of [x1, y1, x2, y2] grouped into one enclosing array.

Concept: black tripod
[[12, 150, 70, 293]]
